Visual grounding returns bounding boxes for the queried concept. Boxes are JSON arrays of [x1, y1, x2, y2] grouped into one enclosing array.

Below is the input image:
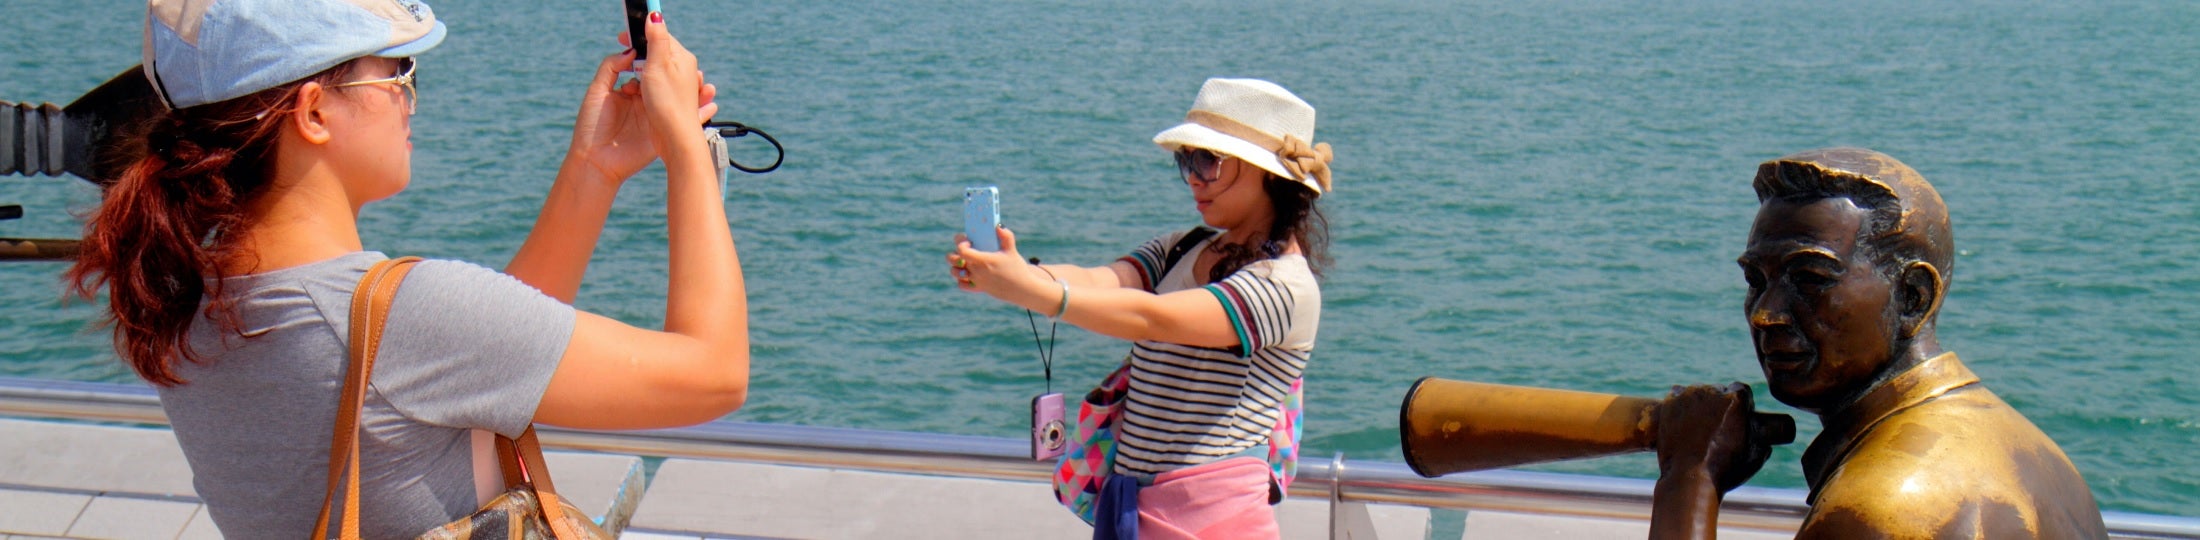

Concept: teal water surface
[[2, 0, 2194, 516]]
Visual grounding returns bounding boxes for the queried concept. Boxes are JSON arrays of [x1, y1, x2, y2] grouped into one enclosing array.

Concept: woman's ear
[[1895, 260, 1944, 339], [287, 82, 334, 145]]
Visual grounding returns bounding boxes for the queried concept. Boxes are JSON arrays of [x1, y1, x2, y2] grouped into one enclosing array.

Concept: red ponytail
[[65, 61, 359, 386]]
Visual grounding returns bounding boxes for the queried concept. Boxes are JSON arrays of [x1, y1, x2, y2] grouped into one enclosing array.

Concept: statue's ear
[[1896, 261, 1944, 339]]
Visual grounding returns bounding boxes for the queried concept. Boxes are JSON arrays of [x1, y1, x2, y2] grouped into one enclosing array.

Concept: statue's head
[[1738, 148, 1953, 414]]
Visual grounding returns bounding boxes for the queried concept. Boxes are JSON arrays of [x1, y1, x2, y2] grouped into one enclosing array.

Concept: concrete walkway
[[618, 458, 1434, 539], [0, 418, 641, 540], [0, 417, 1787, 539]]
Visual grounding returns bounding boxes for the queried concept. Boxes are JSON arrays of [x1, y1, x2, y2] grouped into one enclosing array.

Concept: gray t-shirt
[[158, 251, 574, 539]]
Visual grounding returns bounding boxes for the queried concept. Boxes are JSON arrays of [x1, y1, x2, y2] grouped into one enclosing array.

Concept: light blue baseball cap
[[143, 0, 447, 110]]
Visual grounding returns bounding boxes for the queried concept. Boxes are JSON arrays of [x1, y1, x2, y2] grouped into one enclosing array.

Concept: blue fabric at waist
[[1116, 444, 1269, 487]]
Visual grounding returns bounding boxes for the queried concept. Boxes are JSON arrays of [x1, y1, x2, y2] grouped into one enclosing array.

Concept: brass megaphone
[[0, 237, 79, 261], [1398, 377, 1797, 478]]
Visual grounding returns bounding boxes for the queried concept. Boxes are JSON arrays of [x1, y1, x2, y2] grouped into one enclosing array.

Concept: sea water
[[1, 0, 2193, 516]]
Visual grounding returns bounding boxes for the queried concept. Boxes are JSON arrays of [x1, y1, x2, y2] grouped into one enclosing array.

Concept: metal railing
[[1, 375, 2193, 538]]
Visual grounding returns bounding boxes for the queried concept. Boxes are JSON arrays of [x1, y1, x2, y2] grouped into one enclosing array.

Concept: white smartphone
[[964, 186, 1000, 252]]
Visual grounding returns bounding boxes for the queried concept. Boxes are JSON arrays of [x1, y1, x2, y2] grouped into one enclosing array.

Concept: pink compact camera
[[1031, 393, 1067, 460]]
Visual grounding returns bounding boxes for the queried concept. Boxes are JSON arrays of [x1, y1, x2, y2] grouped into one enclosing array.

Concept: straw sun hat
[[1153, 78, 1334, 196]]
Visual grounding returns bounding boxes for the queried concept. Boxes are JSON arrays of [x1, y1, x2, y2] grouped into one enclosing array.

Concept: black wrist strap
[[1024, 256, 1056, 394]]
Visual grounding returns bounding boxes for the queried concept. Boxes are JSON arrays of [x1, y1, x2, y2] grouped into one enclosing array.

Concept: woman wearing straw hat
[[66, 0, 748, 537], [950, 78, 1333, 538]]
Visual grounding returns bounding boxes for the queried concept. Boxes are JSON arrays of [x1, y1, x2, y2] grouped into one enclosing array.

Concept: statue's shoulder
[[1804, 450, 1999, 538], [1802, 386, 2105, 539], [1845, 386, 2038, 465], [1796, 496, 2035, 539], [1795, 496, 1958, 539], [1803, 480, 2105, 540]]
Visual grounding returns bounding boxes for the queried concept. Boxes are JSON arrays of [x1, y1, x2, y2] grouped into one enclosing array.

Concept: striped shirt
[[1111, 229, 1320, 477]]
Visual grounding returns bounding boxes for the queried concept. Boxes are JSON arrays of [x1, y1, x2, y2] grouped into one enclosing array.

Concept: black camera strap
[[703, 121, 784, 174], [1024, 257, 1057, 394], [1164, 226, 1220, 277]]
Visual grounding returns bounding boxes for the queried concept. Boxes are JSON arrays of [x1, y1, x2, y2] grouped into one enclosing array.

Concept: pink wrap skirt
[[1134, 457, 1280, 539]]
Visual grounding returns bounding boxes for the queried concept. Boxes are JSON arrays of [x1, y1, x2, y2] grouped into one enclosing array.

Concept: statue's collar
[[1799, 352, 1981, 497]]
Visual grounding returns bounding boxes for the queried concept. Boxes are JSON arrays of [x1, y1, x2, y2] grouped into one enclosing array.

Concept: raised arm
[[1046, 285, 1239, 348], [1045, 260, 1138, 289], [951, 227, 1239, 348], [1649, 383, 1774, 540], [530, 14, 749, 429], [947, 229, 1137, 290], [504, 24, 719, 302]]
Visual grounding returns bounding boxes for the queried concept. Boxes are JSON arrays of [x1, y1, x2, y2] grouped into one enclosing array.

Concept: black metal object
[[0, 66, 163, 185]]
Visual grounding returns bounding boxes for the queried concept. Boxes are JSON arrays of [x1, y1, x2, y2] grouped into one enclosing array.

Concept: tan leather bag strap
[[495, 433, 526, 491], [312, 256, 422, 540], [310, 257, 588, 540], [501, 426, 588, 538]]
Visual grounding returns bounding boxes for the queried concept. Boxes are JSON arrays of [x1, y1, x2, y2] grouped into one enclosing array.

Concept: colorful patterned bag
[[1264, 377, 1304, 501], [1053, 362, 1135, 524]]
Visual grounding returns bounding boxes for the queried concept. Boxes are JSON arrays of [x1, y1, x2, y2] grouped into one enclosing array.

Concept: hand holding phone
[[624, 0, 660, 67], [1031, 392, 1067, 460], [964, 186, 1001, 252]]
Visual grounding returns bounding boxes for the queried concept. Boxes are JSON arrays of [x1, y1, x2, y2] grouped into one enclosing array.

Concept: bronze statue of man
[[1649, 148, 2107, 539]]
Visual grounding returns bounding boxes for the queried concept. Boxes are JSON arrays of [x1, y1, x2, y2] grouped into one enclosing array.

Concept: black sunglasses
[[1174, 148, 1227, 186]]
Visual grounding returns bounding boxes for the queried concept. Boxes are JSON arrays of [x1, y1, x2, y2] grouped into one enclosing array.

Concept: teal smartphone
[[964, 186, 1000, 252]]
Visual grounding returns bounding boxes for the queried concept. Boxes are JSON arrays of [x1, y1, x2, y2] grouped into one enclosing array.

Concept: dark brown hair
[[66, 61, 360, 386], [1207, 176, 1330, 283]]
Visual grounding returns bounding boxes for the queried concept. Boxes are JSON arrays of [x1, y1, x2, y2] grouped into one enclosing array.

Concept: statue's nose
[[1746, 289, 1791, 329]]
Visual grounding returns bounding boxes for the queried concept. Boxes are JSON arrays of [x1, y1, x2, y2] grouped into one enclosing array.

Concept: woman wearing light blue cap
[[66, 0, 749, 537]]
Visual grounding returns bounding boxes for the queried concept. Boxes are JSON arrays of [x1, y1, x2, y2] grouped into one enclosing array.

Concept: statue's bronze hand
[[1714, 383, 1776, 493], [1656, 382, 1774, 494]]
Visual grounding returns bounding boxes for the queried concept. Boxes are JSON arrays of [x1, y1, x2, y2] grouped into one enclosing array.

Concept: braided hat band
[[1184, 110, 1333, 194]]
